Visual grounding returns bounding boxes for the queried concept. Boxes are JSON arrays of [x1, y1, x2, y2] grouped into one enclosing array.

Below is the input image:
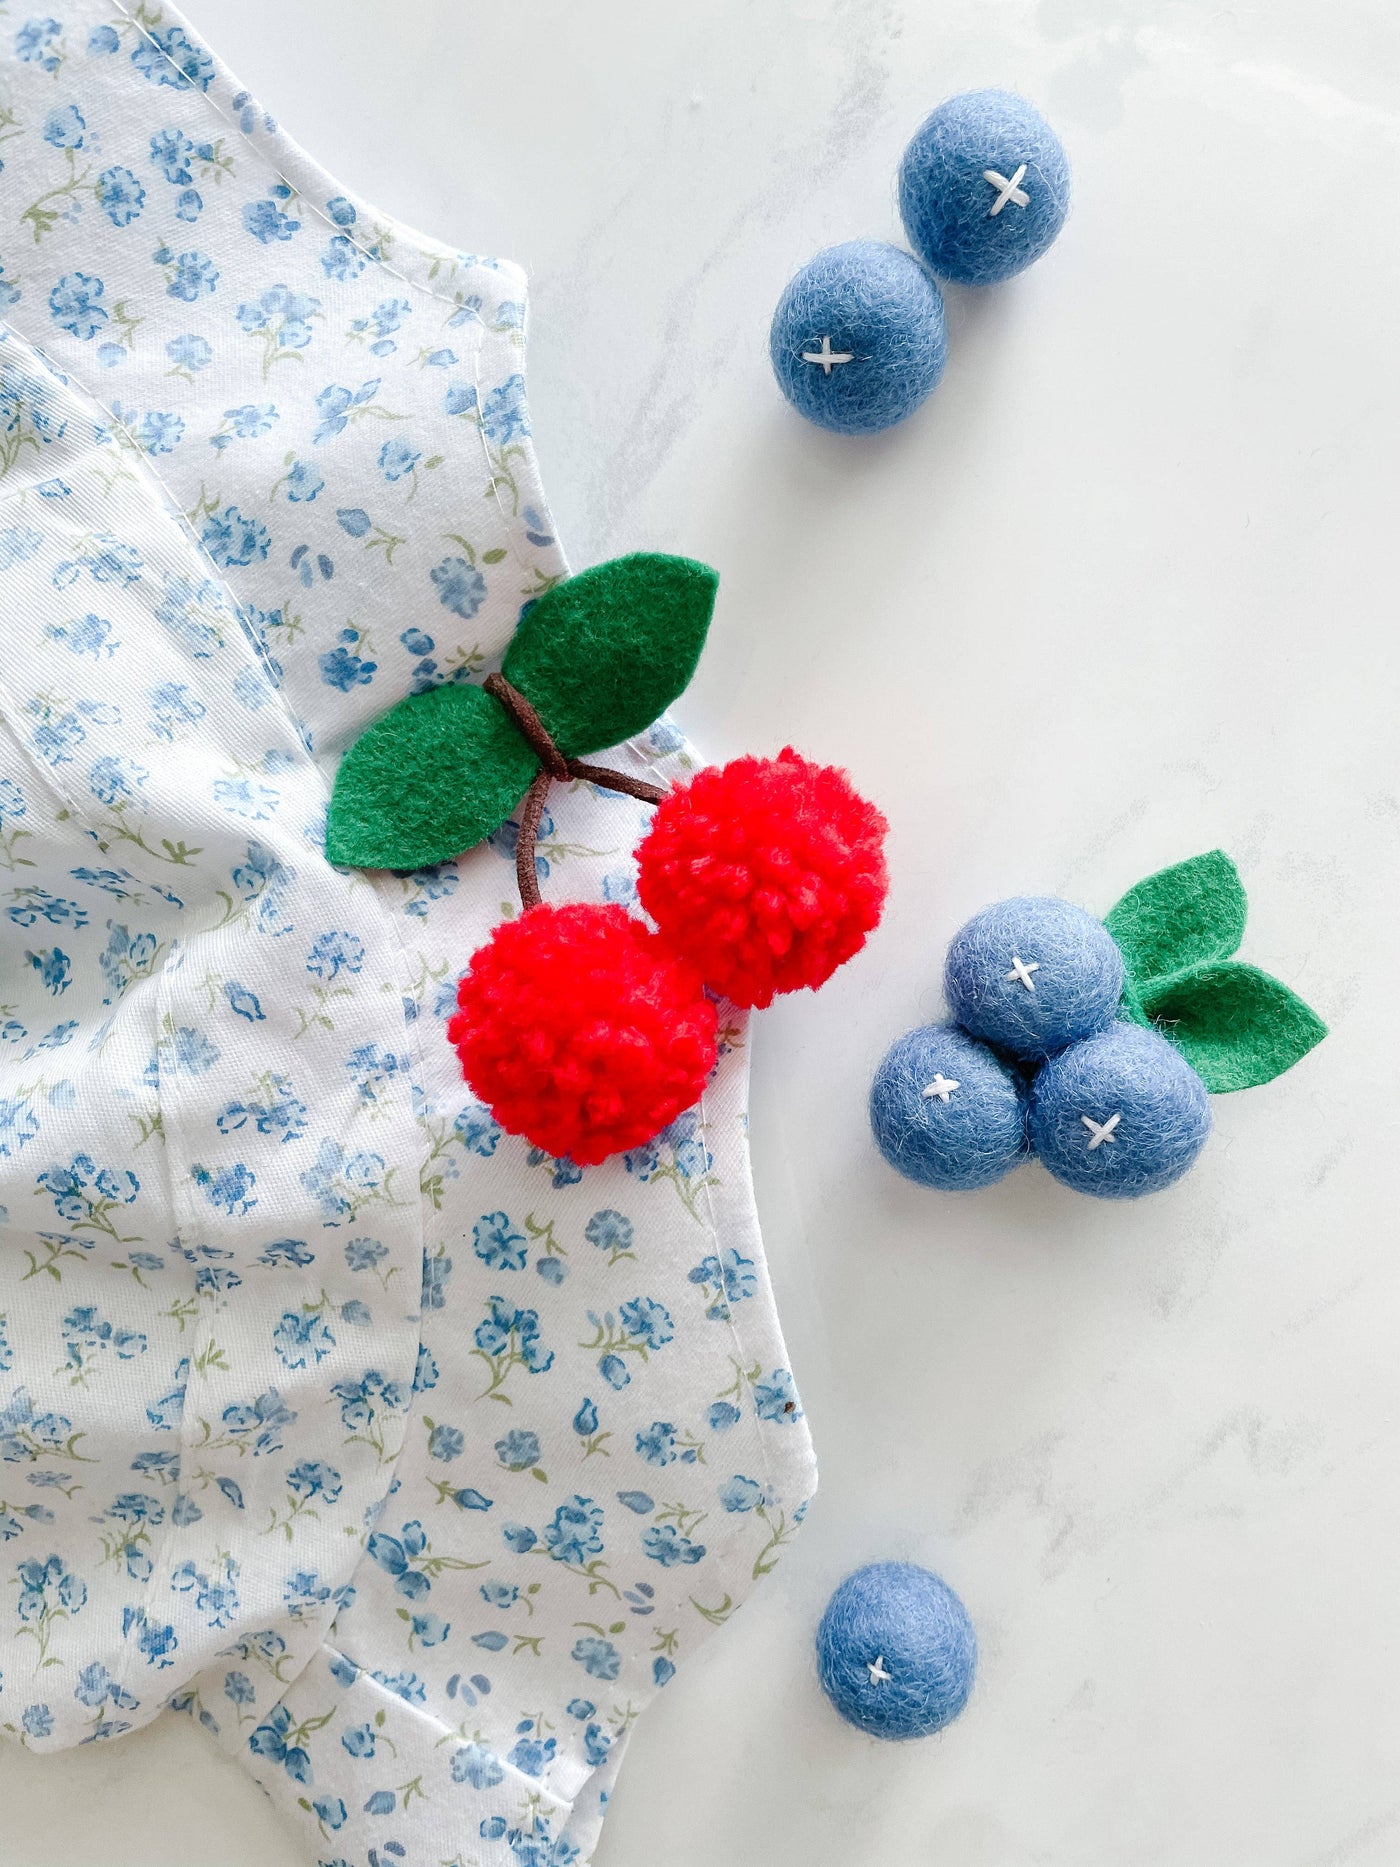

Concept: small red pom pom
[[635, 748, 889, 1010], [448, 902, 718, 1166]]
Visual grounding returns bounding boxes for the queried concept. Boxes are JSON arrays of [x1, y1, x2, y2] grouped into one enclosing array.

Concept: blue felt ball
[[1029, 1024, 1212, 1199], [870, 1023, 1028, 1191], [944, 896, 1124, 1062], [816, 1561, 976, 1740], [769, 240, 947, 435], [899, 89, 1070, 287]]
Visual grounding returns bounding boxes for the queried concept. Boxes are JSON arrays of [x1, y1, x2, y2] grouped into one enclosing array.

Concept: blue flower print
[[242, 193, 301, 244], [754, 1369, 802, 1423], [320, 233, 366, 281], [430, 555, 486, 620], [223, 981, 265, 1022], [472, 1297, 553, 1379], [584, 1722, 613, 1766], [15, 18, 63, 71], [21, 1703, 53, 1739], [149, 128, 195, 184], [542, 1495, 603, 1567], [452, 1103, 500, 1158], [480, 374, 529, 442], [0, 525, 42, 570], [571, 1636, 621, 1681], [635, 1422, 677, 1467], [617, 1297, 674, 1351], [236, 285, 321, 363], [451, 1742, 504, 1789], [688, 1246, 757, 1319], [155, 246, 219, 301], [377, 437, 420, 481], [495, 1429, 540, 1473], [17, 1553, 88, 1622], [718, 1474, 764, 1513], [96, 166, 145, 226], [272, 1310, 336, 1370], [573, 1398, 599, 1436], [131, 22, 215, 91], [74, 1661, 138, 1711], [598, 1354, 629, 1391], [191, 1162, 256, 1216], [428, 1424, 463, 1462], [0, 1096, 38, 1162], [286, 1460, 342, 1503], [49, 272, 107, 341], [25, 947, 71, 996], [341, 1721, 376, 1759], [89, 753, 148, 805], [222, 1388, 296, 1456], [616, 1490, 654, 1515], [165, 332, 212, 374], [318, 637, 375, 691], [224, 1672, 255, 1707], [330, 1368, 408, 1434], [134, 409, 184, 454], [312, 378, 381, 445], [707, 1400, 741, 1432], [420, 1251, 452, 1311], [585, 1209, 634, 1264], [641, 1524, 706, 1567], [473, 1211, 526, 1272], [283, 458, 323, 502], [345, 1236, 388, 1274], [221, 402, 278, 441], [249, 1704, 313, 1784], [444, 382, 477, 419], [506, 1731, 556, 1776], [306, 931, 364, 980], [366, 1520, 430, 1600], [42, 104, 86, 149], [201, 504, 270, 568]]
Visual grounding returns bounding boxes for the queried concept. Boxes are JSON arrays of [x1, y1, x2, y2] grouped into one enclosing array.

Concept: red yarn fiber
[[448, 902, 718, 1166], [635, 747, 889, 1010]]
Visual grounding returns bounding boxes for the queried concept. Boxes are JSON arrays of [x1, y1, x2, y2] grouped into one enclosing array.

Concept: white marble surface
[[4, 0, 1397, 1861]]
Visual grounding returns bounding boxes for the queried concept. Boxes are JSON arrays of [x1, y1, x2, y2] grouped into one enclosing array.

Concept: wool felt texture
[[944, 895, 1124, 1061], [447, 901, 719, 1165], [768, 240, 947, 435], [898, 89, 1071, 286], [500, 552, 719, 761], [1028, 1024, 1212, 1199], [1105, 850, 1328, 1092], [816, 1562, 977, 1740], [326, 552, 717, 871], [0, 14, 821, 1861], [324, 678, 539, 870], [870, 1023, 1029, 1191], [634, 747, 890, 1009]]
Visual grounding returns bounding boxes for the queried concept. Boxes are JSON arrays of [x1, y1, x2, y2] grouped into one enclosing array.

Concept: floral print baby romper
[[0, 7, 816, 1862]]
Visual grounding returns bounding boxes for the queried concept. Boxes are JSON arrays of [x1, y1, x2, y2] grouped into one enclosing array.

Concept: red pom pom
[[448, 902, 718, 1166], [635, 748, 889, 1010]]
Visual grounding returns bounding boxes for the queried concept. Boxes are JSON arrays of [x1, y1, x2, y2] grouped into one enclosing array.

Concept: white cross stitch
[[922, 1074, 960, 1102], [868, 1655, 893, 1684], [801, 335, 854, 374], [1081, 1112, 1122, 1149], [1006, 955, 1040, 990], [984, 163, 1030, 215]]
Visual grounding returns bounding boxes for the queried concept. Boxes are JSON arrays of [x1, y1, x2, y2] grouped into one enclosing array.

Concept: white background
[[4, 1, 1398, 1862]]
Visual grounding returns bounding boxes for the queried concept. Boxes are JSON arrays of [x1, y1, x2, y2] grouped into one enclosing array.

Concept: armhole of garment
[[111, 0, 565, 579]]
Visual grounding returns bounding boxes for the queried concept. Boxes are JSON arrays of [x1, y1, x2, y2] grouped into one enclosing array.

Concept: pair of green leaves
[[325, 553, 719, 871], [1105, 851, 1326, 1092]]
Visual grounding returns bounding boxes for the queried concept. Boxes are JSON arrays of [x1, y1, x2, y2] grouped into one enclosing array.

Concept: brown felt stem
[[485, 670, 670, 909], [514, 769, 552, 912]]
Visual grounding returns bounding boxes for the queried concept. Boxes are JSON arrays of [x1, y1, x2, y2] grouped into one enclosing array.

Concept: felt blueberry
[[943, 896, 1124, 1062], [769, 240, 947, 435], [1028, 1024, 1212, 1199], [898, 89, 1070, 286], [816, 1561, 976, 1740], [870, 1023, 1027, 1191]]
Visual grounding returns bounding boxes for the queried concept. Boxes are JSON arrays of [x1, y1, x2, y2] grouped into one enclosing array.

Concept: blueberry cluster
[[870, 896, 1212, 1200], [770, 90, 1070, 434]]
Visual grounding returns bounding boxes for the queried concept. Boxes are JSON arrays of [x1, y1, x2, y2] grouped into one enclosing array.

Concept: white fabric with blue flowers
[[0, 7, 816, 1863]]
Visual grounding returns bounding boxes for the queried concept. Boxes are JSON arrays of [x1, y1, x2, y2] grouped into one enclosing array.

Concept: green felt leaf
[[325, 681, 538, 871], [502, 552, 718, 758], [1105, 850, 1247, 990], [1143, 961, 1328, 1093]]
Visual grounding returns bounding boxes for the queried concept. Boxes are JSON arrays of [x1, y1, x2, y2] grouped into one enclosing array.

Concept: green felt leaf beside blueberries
[[1139, 961, 1328, 1094], [502, 552, 718, 759], [1105, 850, 1326, 1093], [325, 680, 539, 871], [1106, 849, 1247, 986]]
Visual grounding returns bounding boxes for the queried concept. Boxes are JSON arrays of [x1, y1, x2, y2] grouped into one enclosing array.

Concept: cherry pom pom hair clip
[[870, 852, 1327, 1200], [326, 554, 889, 1166]]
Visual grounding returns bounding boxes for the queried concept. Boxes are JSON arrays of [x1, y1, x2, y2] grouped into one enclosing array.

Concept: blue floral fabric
[[0, 7, 816, 1863]]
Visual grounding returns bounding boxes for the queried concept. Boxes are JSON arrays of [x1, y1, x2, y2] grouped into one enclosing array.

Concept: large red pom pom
[[635, 748, 889, 1010], [448, 902, 718, 1166]]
